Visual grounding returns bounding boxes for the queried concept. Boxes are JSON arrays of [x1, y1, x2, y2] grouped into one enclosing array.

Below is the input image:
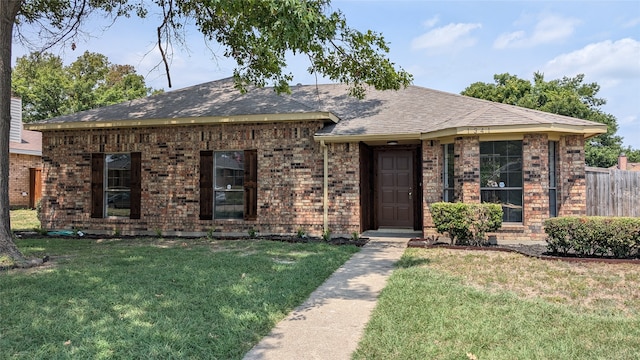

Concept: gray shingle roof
[[30, 77, 606, 138]]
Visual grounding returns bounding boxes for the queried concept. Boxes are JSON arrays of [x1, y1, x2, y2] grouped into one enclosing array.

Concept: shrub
[[544, 217, 640, 258], [430, 202, 503, 246]]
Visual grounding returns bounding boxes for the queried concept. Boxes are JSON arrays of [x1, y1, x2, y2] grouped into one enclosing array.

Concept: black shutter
[[244, 149, 258, 220], [129, 152, 142, 219], [200, 150, 214, 220], [91, 153, 104, 218]]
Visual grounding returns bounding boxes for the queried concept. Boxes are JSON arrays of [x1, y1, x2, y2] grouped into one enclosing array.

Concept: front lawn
[[0, 237, 359, 359], [9, 209, 40, 231], [354, 248, 640, 360]]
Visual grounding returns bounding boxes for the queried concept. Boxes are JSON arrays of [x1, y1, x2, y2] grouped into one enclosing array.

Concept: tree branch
[[157, 0, 174, 88]]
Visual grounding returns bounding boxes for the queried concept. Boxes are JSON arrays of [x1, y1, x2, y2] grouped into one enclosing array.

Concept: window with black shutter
[[91, 152, 141, 219], [200, 149, 257, 220]]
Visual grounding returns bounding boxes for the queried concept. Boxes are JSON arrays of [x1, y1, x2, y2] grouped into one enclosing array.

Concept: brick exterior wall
[[39, 122, 360, 237], [455, 136, 480, 203], [40, 122, 588, 242], [522, 134, 550, 232], [421, 140, 442, 235], [557, 135, 587, 216], [9, 153, 42, 208]]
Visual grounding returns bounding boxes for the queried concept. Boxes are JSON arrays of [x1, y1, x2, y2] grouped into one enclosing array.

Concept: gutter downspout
[[321, 140, 328, 233]]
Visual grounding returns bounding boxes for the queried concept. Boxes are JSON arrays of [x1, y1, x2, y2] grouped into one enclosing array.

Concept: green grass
[[354, 248, 640, 360], [1, 237, 359, 359], [9, 209, 40, 231]]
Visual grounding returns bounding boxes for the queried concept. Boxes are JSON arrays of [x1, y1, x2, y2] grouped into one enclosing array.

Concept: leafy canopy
[[462, 72, 639, 167], [12, 51, 157, 122], [15, 0, 412, 98]]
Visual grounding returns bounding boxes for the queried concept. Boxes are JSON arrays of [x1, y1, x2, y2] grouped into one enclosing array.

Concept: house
[[25, 78, 606, 240], [610, 154, 640, 172], [9, 97, 43, 209]]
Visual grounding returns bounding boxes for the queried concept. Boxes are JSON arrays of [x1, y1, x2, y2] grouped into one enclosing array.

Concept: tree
[[462, 72, 640, 167], [12, 51, 156, 122], [0, 0, 412, 264]]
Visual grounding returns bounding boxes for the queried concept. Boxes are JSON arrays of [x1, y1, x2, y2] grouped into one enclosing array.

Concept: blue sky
[[12, 0, 640, 148]]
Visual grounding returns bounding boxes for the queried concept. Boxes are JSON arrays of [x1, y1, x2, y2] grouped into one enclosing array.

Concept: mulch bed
[[407, 238, 640, 264]]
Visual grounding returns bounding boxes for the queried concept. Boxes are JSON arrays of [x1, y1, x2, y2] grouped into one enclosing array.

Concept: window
[[443, 143, 455, 202], [200, 150, 257, 220], [549, 141, 558, 217], [91, 152, 141, 219], [480, 141, 523, 222]]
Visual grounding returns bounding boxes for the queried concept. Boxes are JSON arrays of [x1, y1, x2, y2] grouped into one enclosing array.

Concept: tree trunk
[[0, 0, 26, 263]]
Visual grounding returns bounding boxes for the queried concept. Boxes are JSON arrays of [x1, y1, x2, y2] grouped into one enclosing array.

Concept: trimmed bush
[[430, 202, 503, 246], [544, 217, 640, 258]]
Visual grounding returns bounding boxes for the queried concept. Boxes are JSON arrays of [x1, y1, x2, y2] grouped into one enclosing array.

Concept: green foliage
[[247, 227, 257, 238], [544, 216, 640, 258], [14, 1, 411, 100], [297, 227, 307, 238], [351, 231, 359, 241], [462, 72, 638, 167], [11, 51, 156, 122], [430, 202, 503, 245], [322, 229, 332, 241], [206, 227, 217, 240], [154, 228, 163, 238]]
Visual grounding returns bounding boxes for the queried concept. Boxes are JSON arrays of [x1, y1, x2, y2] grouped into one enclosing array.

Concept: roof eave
[[9, 148, 42, 156], [420, 124, 608, 140], [313, 133, 422, 143], [24, 112, 340, 131]]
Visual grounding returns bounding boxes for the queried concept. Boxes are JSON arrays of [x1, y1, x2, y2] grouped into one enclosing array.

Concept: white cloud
[[494, 14, 580, 49], [422, 15, 440, 28], [494, 31, 525, 49], [411, 23, 482, 51], [623, 17, 640, 28], [543, 38, 640, 87]]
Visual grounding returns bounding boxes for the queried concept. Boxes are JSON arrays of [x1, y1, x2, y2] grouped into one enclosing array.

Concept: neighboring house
[[9, 97, 43, 209], [25, 78, 606, 240], [610, 154, 640, 172]]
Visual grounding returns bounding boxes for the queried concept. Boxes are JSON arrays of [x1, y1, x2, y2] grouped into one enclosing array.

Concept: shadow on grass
[[396, 254, 431, 269]]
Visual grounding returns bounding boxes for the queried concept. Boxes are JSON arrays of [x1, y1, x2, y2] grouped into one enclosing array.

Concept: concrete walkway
[[243, 231, 417, 360]]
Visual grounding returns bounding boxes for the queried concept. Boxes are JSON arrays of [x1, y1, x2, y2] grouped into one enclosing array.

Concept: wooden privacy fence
[[586, 167, 640, 217]]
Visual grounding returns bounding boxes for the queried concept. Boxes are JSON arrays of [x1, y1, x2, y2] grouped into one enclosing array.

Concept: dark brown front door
[[377, 150, 414, 228]]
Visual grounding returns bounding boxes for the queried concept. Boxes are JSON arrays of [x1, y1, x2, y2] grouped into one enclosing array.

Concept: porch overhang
[[314, 123, 608, 144]]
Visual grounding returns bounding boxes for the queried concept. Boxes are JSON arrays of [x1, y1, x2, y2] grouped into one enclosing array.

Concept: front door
[[377, 150, 414, 228]]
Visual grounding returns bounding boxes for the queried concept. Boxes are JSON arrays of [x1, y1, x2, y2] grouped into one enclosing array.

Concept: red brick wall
[[9, 153, 42, 208], [557, 135, 586, 216], [39, 122, 361, 237], [522, 134, 550, 233], [421, 140, 442, 234], [455, 136, 480, 203]]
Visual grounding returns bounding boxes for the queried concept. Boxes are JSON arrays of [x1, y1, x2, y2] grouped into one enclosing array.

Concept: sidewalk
[[243, 231, 417, 360]]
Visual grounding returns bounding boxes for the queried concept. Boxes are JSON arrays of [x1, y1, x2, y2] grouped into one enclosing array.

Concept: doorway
[[377, 149, 416, 228]]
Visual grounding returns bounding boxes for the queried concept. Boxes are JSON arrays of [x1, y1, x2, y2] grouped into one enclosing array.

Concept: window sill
[[498, 223, 525, 231]]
